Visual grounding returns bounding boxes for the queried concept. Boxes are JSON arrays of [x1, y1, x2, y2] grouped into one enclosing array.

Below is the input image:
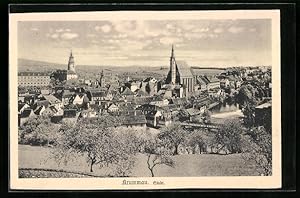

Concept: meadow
[[19, 144, 260, 178]]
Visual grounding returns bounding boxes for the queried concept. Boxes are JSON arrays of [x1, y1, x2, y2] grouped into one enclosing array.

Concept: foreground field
[[19, 144, 260, 178]]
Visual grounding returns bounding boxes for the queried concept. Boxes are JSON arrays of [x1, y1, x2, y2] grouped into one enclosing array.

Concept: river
[[210, 98, 243, 120]]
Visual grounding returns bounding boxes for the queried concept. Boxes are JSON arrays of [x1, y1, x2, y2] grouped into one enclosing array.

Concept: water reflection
[[210, 98, 239, 114]]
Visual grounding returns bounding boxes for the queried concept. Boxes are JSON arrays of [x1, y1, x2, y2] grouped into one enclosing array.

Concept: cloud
[[95, 24, 112, 33], [213, 28, 224, 34], [192, 27, 209, 33], [87, 34, 97, 38], [159, 37, 183, 45], [56, 29, 64, 33], [100, 25, 111, 33], [60, 32, 79, 40], [114, 33, 128, 39], [228, 26, 244, 33], [30, 27, 39, 31], [113, 21, 136, 33], [95, 26, 101, 31], [50, 33, 59, 39], [184, 32, 206, 39]]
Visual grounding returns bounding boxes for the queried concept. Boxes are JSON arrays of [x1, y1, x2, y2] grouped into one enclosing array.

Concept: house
[[43, 106, 64, 117], [24, 94, 37, 105], [86, 89, 107, 102], [186, 108, 201, 122], [55, 89, 75, 105], [41, 95, 63, 109], [207, 76, 220, 90], [169, 98, 188, 109], [18, 103, 30, 114], [107, 103, 119, 113], [18, 109, 36, 126], [34, 105, 46, 115], [195, 76, 208, 92], [134, 89, 148, 97], [133, 96, 154, 107], [121, 112, 147, 129], [80, 109, 97, 118], [62, 109, 80, 124], [190, 95, 212, 113], [149, 95, 169, 107], [69, 93, 89, 105], [41, 89, 51, 95], [125, 81, 141, 92], [220, 78, 230, 88], [120, 87, 135, 99]]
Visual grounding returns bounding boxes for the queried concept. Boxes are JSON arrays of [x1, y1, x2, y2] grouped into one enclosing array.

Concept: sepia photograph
[[9, 10, 281, 190]]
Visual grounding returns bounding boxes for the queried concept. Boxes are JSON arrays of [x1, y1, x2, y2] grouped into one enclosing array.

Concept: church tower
[[100, 70, 104, 87], [67, 50, 75, 72], [170, 45, 176, 84]]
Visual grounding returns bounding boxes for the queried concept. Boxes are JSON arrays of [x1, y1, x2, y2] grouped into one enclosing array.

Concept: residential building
[[18, 72, 51, 87]]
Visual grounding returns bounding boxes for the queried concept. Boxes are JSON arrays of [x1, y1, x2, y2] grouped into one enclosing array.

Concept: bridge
[[176, 122, 221, 130]]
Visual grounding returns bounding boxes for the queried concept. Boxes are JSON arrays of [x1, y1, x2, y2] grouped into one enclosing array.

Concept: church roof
[[176, 60, 193, 78]]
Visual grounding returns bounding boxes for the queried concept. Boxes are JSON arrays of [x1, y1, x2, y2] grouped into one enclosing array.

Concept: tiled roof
[[42, 95, 61, 104], [170, 98, 188, 105], [20, 109, 34, 118], [63, 109, 78, 118], [121, 114, 147, 125], [121, 87, 135, 96], [35, 100, 50, 108], [176, 60, 193, 78], [186, 108, 201, 116]]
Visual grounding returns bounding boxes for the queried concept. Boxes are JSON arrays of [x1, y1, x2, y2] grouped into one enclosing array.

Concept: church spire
[[170, 44, 176, 84], [171, 44, 175, 58], [67, 50, 75, 72]]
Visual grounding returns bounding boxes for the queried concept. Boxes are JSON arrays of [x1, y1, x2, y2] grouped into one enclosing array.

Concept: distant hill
[[18, 58, 66, 72]]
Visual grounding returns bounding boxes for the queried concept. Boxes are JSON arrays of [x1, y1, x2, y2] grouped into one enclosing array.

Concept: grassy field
[[19, 144, 260, 178]]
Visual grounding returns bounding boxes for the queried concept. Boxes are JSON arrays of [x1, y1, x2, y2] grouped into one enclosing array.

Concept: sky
[[18, 19, 272, 67]]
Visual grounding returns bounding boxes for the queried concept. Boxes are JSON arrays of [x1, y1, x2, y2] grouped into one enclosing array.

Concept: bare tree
[[53, 116, 135, 173], [143, 137, 175, 177]]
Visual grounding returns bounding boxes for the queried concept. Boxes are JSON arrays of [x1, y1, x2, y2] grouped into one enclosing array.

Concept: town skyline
[[18, 19, 272, 68]]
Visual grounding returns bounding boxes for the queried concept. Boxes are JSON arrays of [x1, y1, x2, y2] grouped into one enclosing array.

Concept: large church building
[[54, 50, 78, 81], [165, 45, 194, 97]]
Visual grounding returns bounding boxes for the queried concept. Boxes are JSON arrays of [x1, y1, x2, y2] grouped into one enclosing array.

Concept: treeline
[[19, 114, 272, 176]]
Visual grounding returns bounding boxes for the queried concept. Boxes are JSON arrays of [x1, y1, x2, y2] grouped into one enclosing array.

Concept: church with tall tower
[[67, 50, 76, 73], [65, 50, 78, 80], [165, 45, 194, 97], [53, 50, 78, 82]]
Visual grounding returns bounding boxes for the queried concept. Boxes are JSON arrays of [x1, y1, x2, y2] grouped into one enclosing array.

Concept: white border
[[9, 10, 281, 190]]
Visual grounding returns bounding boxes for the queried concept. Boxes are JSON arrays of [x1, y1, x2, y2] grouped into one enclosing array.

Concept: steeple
[[171, 44, 175, 58], [170, 44, 176, 84], [67, 50, 75, 72], [100, 69, 104, 87]]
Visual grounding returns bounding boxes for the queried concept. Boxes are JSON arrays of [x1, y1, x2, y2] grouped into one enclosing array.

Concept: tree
[[202, 110, 212, 124], [236, 84, 258, 127], [186, 130, 208, 154], [158, 124, 186, 155], [53, 115, 134, 173], [19, 115, 59, 146], [242, 127, 272, 175], [212, 119, 244, 154], [143, 137, 175, 177]]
